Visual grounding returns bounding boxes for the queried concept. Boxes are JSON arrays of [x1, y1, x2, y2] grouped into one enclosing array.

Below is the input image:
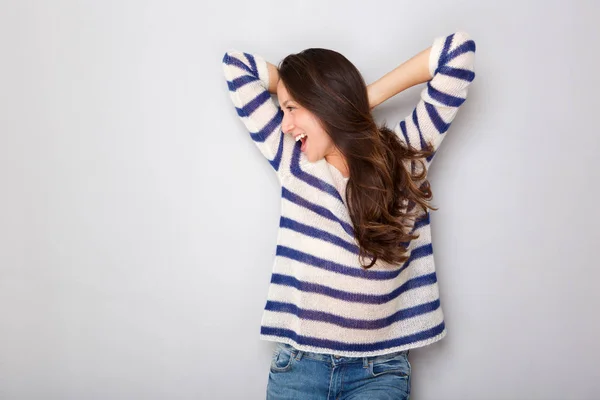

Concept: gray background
[[1, 1, 598, 399]]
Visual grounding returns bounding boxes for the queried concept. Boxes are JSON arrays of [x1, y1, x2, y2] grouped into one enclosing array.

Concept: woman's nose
[[283, 122, 294, 134]]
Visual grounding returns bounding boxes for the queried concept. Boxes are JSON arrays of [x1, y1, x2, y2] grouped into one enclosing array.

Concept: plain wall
[[1, 1, 598, 399]]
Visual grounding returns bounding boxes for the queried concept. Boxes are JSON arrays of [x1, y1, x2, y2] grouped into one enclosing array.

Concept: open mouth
[[300, 136, 307, 152], [295, 133, 308, 152]]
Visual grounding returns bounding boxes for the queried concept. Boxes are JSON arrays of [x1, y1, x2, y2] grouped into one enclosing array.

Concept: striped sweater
[[222, 31, 476, 357]]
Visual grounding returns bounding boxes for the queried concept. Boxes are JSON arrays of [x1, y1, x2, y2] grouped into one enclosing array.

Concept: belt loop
[[363, 357, 369, 368], [295, 350, 304, 361]]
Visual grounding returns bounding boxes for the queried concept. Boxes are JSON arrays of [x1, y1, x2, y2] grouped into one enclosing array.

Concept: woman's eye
[[287, 106, 295, 111]]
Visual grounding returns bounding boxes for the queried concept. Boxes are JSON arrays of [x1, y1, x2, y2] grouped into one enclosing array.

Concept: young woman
[[222, 31, 476, 399]]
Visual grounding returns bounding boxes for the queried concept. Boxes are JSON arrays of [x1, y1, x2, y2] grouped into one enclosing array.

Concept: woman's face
[[277, 80, 336, 163]]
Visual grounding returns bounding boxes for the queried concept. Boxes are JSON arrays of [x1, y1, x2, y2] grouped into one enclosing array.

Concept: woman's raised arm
[[222, 51, 289, 175], [367, 46, 432, 110], [368, 31, 477, 167]]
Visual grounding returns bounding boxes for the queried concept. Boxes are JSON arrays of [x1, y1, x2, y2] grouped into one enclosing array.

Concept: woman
[[222, 31, 476, 399]]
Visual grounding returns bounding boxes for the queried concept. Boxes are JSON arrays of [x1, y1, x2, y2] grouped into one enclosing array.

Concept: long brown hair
[[278, 48, 438, 269]]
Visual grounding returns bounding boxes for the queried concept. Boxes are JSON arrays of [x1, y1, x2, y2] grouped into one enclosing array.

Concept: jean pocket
[[369, 351, 411, 378], [270, 344, 296, 373]]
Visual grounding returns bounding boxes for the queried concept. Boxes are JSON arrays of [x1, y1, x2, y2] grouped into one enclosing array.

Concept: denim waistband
[[275, 341, 410, 366]]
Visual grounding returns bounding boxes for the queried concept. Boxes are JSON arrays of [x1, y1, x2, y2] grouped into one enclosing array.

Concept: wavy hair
[[278, 48, 438, 269]]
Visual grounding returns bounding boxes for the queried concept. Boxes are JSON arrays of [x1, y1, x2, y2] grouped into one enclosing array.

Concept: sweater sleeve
[[393, 31, 477, 166], [222, 50, 287, 175]]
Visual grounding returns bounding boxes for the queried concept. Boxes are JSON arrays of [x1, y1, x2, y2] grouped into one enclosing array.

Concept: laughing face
[[276, 79, 337, 164]]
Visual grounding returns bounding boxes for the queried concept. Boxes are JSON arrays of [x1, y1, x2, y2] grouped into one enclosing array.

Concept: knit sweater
[[222, 31, 476, 357]]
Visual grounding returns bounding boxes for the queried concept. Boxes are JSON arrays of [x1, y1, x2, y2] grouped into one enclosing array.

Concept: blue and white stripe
[[222, 31, 476, 356]]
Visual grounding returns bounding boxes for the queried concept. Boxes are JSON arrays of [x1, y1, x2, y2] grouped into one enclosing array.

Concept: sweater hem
[[259, 328, 447, 358]]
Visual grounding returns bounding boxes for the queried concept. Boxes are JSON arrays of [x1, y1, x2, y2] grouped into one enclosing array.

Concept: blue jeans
[[266, 342, 411, 400]]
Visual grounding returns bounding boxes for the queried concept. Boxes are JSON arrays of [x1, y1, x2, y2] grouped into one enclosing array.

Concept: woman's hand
[[267, 61, 280, 94], [367, 84, 379, 110]]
